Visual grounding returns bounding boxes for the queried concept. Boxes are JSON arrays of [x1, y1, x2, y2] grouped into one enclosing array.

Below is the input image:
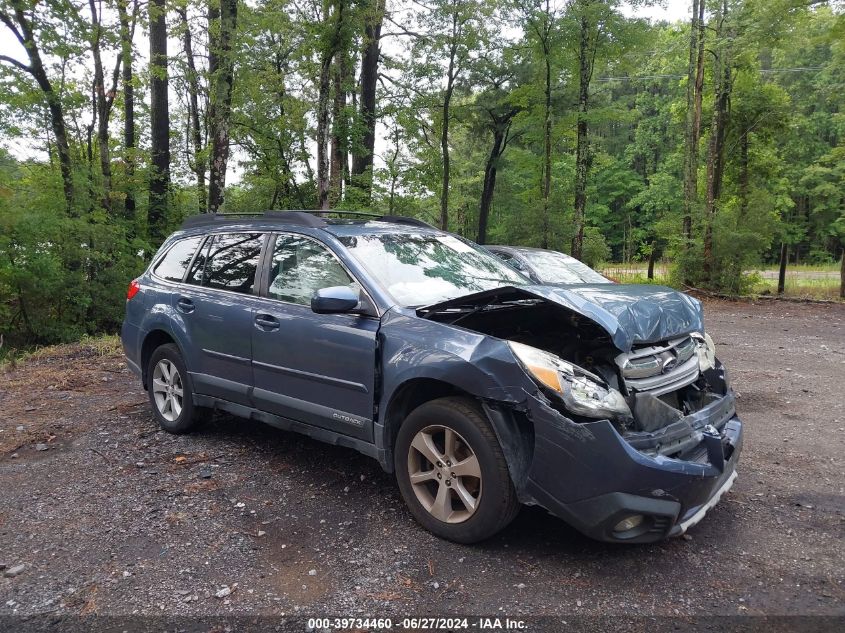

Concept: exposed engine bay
[[422, 298, 733, 459]]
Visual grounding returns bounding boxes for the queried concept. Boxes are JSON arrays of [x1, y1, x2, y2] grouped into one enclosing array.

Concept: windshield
[[520, 250, 612, 284], [338, 232, 529, 306]]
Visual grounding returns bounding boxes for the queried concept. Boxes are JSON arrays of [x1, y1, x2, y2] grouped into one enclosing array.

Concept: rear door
[[250, 232, 378, 441], [174, 232, 267, 405]]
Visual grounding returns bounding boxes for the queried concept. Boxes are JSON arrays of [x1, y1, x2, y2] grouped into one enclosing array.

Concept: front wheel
[[394, 396, 520, 543], [147, 343, 203, 434]]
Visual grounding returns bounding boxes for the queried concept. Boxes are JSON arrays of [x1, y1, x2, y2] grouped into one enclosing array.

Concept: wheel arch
[[382, 378, 465, 468], [140, 329, 182, 389], [379, 376, 534, 490]]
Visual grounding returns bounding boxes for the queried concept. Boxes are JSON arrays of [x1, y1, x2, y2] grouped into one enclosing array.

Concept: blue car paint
[[418, 283, 705, 353], [122, 217, 743, 543]]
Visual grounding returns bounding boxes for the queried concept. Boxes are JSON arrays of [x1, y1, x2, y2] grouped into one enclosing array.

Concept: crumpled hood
[[418, 283, 704, 352], [524, 284, 704, 351]]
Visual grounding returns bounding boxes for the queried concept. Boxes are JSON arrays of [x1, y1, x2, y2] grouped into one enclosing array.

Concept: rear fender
[[137, 302, 193, 387]]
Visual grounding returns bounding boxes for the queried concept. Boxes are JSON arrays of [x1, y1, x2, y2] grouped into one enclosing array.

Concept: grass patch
[[0, 333, 121, 372], [601, 261, 842, 301], [78, 333, 122, 357], [752, 276, 841, 300], [602, 272, 667, 285], [753, 263, 839, 273]]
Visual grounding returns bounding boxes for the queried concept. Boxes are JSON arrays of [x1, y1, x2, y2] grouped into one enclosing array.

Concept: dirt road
[[1, 300, 843, 623]]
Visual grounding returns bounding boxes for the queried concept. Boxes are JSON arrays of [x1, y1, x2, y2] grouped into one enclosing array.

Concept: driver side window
[[268, 235, 354, 305]]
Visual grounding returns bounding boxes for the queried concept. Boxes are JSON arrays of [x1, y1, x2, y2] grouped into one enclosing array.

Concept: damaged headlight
[[508, 342, 632, 421], [693, 332, 731, 389], [692, 332, 717, 371]]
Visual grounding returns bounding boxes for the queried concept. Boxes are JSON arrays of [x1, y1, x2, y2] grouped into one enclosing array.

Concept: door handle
[[176, 298, 195, 314], [254, 314, 280, 331]]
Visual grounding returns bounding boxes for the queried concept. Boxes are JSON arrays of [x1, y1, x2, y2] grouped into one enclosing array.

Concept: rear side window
[[153, 236, 204, 282], [199, 233, 264, 294]]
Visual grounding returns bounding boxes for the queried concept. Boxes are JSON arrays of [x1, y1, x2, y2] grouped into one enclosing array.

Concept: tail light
[[127, 279, 141, 300]]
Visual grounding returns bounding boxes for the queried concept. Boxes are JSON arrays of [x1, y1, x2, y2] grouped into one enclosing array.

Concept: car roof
[[179, 211, 437, 237], [488, 245, 579, 259], [322, 220, 442, 238]]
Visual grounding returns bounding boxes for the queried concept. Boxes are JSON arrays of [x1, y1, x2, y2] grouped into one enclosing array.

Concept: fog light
[[613, 514, 644, 533]]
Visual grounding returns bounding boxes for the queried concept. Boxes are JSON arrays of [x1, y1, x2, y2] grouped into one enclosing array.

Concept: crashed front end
[[520, 351, 741, 543], [419, 285, 743, 543]]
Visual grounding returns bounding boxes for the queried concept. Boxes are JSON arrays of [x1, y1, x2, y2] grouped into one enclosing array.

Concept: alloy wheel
[[152, 359, 184, 422], [407, 425, 482, 524]]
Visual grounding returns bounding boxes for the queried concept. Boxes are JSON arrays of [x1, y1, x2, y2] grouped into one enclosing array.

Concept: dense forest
[[0, 0, 843, 348]]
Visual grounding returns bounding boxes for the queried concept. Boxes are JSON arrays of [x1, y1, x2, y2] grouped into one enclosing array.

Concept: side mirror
[[311, 285, 361, 314]]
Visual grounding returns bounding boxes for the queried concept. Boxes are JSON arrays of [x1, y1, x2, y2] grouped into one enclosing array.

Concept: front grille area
[[616, 336, 700, 396], [647, 515, 672, 536]]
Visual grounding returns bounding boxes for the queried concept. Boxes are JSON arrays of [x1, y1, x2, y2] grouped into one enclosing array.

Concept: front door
[[251, 233, 378, 441]]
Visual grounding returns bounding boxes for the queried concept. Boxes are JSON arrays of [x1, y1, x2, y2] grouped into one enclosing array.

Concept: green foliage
[[581, 226, 610, 268], [0, 0, 843, 352], [0, 152, 147, 347]]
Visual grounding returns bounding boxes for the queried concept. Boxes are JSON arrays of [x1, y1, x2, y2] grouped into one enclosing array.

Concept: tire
[[394, 396, 521, 543], [146, 343, 203, 434]]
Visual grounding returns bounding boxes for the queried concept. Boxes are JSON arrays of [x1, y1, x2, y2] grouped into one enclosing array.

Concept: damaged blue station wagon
[[121, 211, 742, 544]]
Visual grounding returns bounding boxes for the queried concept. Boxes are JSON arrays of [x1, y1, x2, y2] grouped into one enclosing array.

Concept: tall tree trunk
[[89, 0, 112, 214], [387, 126, 400, 215], [117, 0, 137, 220], [438, 7, 465, 231], [351, 0, 385, 199], [316, 53, 333, 210], [476, 124, 505, 244], [329, 52, 348, 205], [2, 1, 74, 210], [440, 77, 454, 230], [178, 7, 207, 214], [647, 240, 658, 279], [572, 2, 594, 261], [207, 0, 238, 214], [439, 27, 459, 230], [682, 0, 706, 245], [703, 0, 731, 282], [541, 41, 551, 248], [777, 242, 788, 294], [148, 0, 170, 241], [739, 130, 749, 215], [477, 116, 512, 245], [316, 0, 345, 211], [839, 242, 845, 299], [268, 49, 307, 209]]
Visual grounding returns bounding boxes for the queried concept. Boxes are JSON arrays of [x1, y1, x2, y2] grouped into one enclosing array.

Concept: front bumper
[[522, 390, 743, 543]]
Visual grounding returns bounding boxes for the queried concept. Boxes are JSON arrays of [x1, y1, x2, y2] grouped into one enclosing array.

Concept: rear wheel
[[394, 396, 520, 543], [147, 344, 203, 434]]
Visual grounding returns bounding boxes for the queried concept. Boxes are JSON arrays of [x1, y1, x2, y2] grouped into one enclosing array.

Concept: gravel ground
[[0, 299, 843, 624]]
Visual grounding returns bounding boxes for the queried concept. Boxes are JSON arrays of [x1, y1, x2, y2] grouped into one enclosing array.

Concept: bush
[[581, 227, 611, 268], [0, 160, 148, 349]]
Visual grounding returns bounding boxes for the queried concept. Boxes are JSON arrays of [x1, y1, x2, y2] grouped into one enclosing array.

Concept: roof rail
[[181, 211, 328, 229], [378, 215, 436, 229], [180, 210, 437, 231], [318, 210, 382, 218], [261, 211, 328, 227], [181, 212, 263, 229]]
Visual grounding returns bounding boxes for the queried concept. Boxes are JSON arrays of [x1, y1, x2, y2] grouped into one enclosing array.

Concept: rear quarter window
[[153, 236, 204, 282], [200, 233, 264, 294]]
